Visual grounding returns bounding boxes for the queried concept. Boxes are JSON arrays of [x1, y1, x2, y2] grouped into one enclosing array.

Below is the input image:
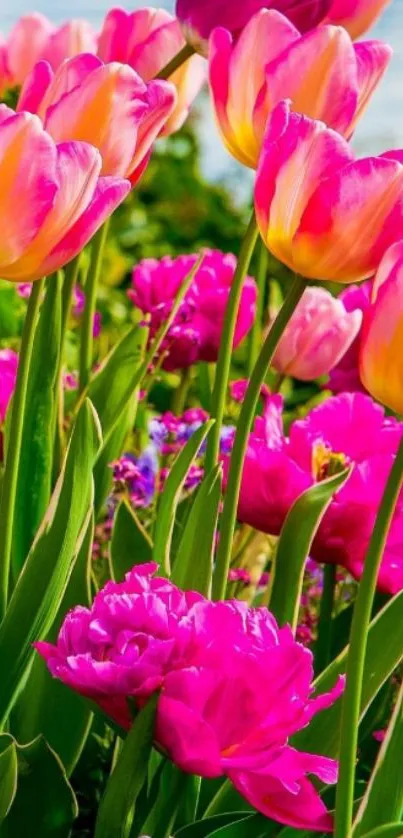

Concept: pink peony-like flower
[[0, 106, 130, 283], [17, 55, 176, 184], [0, 349, 18, 423], [4, 13, 97, 89], [176, 0, 332, 54], [98, 7, 206, 136], [129, 250, 257, 371], [36, 562, 343, 833], [328, 280, 372, 394], [209, 10, 391, 169], [271, 285, 363, 381], [229, 392, 403, 594]]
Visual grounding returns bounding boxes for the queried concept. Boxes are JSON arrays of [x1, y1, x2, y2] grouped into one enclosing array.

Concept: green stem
[[156, 44, 195, 80], [54, 257, 81, 478], [205, 215, 259, 474], [0, 279, 45, 620], [335, 434, 403, 838], [212, 274, 306, 601], [248, 241, 268, 375], [315, 563, 337, 676], [61, 255, 81, 346], [172, 367, 192, 415], [79, 223, 109, 394]]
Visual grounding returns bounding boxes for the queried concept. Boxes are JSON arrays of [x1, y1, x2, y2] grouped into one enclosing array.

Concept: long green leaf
[[204, 813, 276, 837], [0, 734, 17, 822], [88, 323, 148, 442], [294, 588, 403, 758], [2, 736, 77, 837], [362, 826, 403, 838], [0, 399, 102, 727], [175, 814, 251, 837], [11, 514, 94, 775], [172, 465, 222, 596], [11, 273, 62, 579], [269, 468, 351, 630], [110, 499, 153, 582], [153, 421, 214, 574], [353, 683, 403, 835], [94, 694, 158, 838]]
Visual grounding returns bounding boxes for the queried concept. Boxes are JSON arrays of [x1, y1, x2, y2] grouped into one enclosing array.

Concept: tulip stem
[[212, 272, 306, 601], [172, 367, 192, 415], [0, 278, 45, 621], [205, 214, 259, 475], [335, 433, 403, 838], [156, 44, 195, 80], [54, 256, 82, 477], [79, 223, 109, 394], [315, 563, 337, 676], [248, 241, 268, 375]]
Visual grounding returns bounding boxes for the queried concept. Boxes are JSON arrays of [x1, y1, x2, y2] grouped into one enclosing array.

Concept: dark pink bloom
[[129, 250, 257, 371], [328, 281, 372, 394], [36, 563, 343, 832], [0, 349, 18, 423], [176, 0, 332, 53], [229, 392, 403, 594]]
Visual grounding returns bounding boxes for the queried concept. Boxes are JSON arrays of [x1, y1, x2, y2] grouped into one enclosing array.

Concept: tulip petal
[[6, 12, 54, 86], [17, 60, 53, 115], [350, 40, 392, 135], [325, 0, 391, 40], [0, 111, 58, 266], [130, 79, 177, 181]]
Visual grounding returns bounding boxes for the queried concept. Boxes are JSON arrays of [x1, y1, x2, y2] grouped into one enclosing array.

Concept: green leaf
[[175, 814, 251, 837], [142, 762, 192, 838], [88, 324, 148, 444], [111, 499, 153, 582], [269, 468, 351, 630], [11, 273, 62, 579], [94, 694, 158, 838], [153, 421, 214, 574], [293, 588, 403, 759], [2, 736, 77, 837], [362, 826, 403, 838], [353, 684, 403, 835], [203, 813, 276, 837], [0, 734, 17, 822], [11, 514, 94, 775], [172, 465, 222, 596], [0, 399, 102, 727]]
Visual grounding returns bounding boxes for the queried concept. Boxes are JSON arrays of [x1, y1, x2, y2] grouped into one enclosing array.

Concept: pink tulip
[[17, 55, 176, 183], [209, 11, 391, 169], [228, 392, 403, 594], [36, 562, 343, 833], [0, 34, 10, 95], [328, 280, 372, 393], [271, 286, 363, 380], [129, 250, 257, 370], [0, 349, 18, 423], [41, 20, 98, 71], [360, 241, 403, 415], [255, 101, 403, 283], [0, 106, 130, 282], [325, 0, 391, 40], [98, 7, 206, 136], [176, 0, 332, 53]]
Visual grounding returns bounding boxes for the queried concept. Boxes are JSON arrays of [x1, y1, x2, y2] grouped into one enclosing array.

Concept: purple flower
[[112, 447, 158, 508]]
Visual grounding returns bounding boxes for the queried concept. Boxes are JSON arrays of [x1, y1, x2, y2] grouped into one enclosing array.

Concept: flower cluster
[[36, 562, 344, 833]]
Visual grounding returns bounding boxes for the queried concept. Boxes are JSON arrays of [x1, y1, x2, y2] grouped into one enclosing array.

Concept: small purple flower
[[112, 447, 158, 508]]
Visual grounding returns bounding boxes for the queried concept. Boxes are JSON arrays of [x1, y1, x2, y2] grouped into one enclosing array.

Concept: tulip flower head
[[360, 241, 403, 415], [176, 0, 332, 54], [209, 11, 391, 169], [0, 106, 130, 282], [271, 285, 363, 380], [129, 250, 257, 370], [230, 392, 403, 593], [98, 7, 206, 136], [17, 55, 177, 184], [325, 0, 391, 40], [36, 562, 344, 832], [328, 280, 372, 393], [4, 13, 97, 89], [255, 101, 403, 283]]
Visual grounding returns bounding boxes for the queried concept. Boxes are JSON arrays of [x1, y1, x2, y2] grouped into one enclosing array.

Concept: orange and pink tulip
[[325, 0, 391, 40], [17, 55, 177, 184], [360, 241, 403, 414], [254, 101, 403, 284], [209, 9, 391, 169], [0, 106, 130, 282], [98, 7, 206, 136]]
